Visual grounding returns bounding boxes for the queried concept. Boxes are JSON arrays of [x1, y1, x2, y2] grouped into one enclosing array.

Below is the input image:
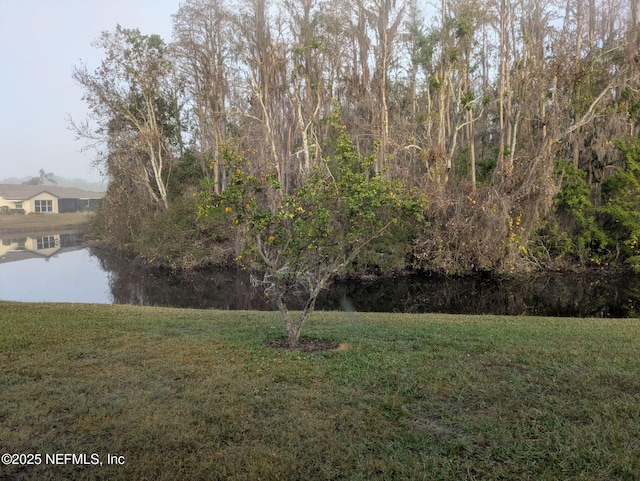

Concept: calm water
[[1, 235, 638, 317], [0, 248, 112, 303]]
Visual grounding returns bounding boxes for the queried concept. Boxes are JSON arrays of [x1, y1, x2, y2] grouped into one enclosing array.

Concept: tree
[[199, 111, 423, 347], [599, 139, 640, 271], [173, 0, 232, 193], [72, 26, 181, 212], [72, 0, 640, 274], [23, 169, 57, 185], [369, 0, 407, 172]]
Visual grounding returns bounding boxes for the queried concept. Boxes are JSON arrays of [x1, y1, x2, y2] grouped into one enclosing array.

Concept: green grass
[[1, 302, 639, 480]]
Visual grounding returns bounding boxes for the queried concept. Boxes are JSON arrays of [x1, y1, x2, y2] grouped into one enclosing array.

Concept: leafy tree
[[72, 25, 181, 212], [199, 113, 424, 347], [599, 139, 640, 271], [541, 159, 609, 264]]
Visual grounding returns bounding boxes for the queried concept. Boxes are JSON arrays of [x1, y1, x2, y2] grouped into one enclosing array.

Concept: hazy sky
[[0, 0, 181, 183]]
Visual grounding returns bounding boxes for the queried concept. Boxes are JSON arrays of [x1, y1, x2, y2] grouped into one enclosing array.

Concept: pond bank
[[0, 212, 92, 235]]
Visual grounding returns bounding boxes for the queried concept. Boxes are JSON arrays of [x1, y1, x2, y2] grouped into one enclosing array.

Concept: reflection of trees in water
[[90, 246, 640, 317], [321, 273, 639, 318], [153, 269, 272, 310], [92, 248, 271, 309]]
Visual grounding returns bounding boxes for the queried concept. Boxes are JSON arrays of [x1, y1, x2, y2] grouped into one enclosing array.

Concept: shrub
[[599, 139, 640, 271]]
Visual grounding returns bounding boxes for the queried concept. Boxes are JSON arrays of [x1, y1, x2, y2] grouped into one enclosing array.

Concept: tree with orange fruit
[[199, 111, 424, 348]]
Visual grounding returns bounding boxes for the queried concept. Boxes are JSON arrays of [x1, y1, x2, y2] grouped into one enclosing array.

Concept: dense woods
[[75, 0, 640, 275]]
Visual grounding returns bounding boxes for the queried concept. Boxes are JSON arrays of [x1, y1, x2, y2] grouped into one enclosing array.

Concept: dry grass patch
[[0, 212, 92, 235]]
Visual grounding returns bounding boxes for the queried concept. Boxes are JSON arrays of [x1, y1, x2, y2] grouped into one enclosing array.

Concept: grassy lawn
[[0, 212, 92, 236], [1, 302, 639, 480]]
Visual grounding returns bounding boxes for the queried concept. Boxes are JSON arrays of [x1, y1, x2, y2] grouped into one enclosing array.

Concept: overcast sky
[[0, 0, 181, 183]]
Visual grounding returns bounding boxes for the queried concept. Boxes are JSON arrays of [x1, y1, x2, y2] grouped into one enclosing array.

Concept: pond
[[0, 233, 111, 303], [1, 231, 638, 317]]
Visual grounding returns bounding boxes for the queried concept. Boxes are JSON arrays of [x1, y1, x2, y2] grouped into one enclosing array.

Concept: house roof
[[0, 184, 105, 201], [0, 245, 84, 264]]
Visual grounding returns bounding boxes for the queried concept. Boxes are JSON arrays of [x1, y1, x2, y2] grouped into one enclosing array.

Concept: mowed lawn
[[1, 302, 639, 480]]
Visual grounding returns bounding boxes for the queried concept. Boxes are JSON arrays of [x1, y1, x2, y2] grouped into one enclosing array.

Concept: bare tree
[[173, 0, 232, 193]]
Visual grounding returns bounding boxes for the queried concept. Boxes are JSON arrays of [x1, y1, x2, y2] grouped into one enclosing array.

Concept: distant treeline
[[0, 176, 105, 192]]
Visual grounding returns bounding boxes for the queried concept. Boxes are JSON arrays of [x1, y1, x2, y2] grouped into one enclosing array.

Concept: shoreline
[[0, 212, 92, 236]]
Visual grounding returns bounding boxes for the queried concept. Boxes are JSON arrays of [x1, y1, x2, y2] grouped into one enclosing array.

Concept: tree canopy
[[75, 0, 640, 275], [199, 111, 424, 346]]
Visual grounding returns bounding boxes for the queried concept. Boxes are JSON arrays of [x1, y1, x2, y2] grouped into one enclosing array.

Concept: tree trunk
[[276, 288, 320, 348]]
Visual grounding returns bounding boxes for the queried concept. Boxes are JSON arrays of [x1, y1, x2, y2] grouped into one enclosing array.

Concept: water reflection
[[95, 250, 270, 310], [0, 232, 85, 263], [95, 247, 639, 317], [0, 233, 111, 303], [1, 235, 638, 318], [320, 272, 639, 318]]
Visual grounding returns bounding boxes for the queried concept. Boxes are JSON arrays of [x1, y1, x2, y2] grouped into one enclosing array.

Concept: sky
[[0, 0, 181, 183]]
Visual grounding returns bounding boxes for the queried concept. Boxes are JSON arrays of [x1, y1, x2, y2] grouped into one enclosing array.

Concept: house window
[[34, 200, 53, 213], [37, 236, 57, 250], [14, 202, 22, 209]]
